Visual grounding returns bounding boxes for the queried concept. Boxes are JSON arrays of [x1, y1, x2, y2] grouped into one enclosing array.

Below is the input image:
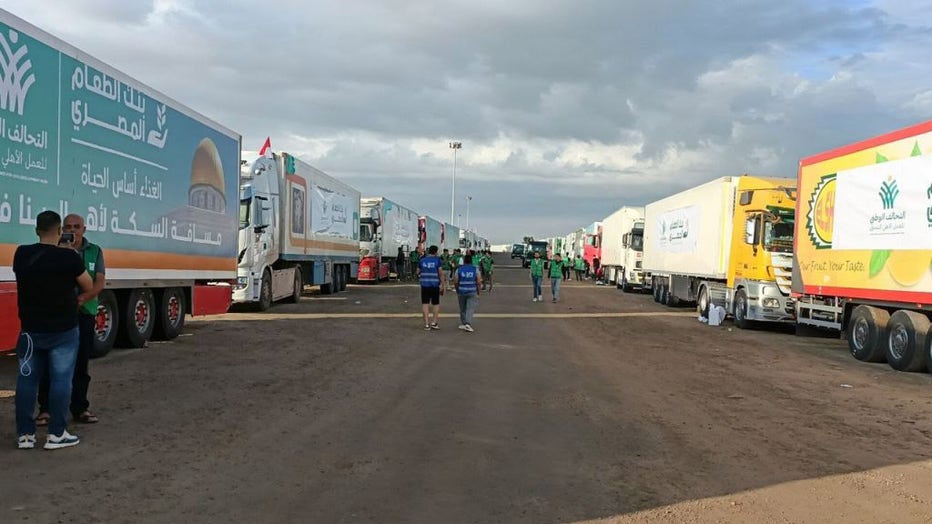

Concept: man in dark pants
[[15, 210, 94, 450], [37, 213, 105, 426]]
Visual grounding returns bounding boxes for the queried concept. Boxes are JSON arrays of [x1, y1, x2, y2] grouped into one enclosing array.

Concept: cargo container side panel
[[795, 127, 932, 304], [0, 14, 241, 282], [381, 198, 418, 255], [425, 217, 443, 249], [643, 178, 734, 279], [600, 207, 643, 266], [444, 224, 461, 252], [282, 157, 359, 259]]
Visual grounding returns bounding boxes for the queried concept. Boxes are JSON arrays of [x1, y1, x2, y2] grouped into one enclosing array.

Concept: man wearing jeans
[[14, 211, 94, 450], [454, 254, 482, 332], [529, 251, 544, 302], [549, 253, 565, 303]]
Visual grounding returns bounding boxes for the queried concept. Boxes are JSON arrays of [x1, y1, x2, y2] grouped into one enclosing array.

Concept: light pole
[[449, 141, 462, 225], [465, 195, 472, 230]]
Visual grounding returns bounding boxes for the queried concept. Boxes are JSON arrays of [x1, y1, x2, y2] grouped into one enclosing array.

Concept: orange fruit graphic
[[812, 178, 835, 244], [886, 250, 931, 287]]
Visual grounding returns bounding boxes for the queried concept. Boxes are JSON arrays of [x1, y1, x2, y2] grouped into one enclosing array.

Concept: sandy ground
[[2, 255, 932, 523]]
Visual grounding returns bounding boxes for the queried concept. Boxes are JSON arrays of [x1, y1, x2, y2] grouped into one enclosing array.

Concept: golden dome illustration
[[190, 138, 225, 196]]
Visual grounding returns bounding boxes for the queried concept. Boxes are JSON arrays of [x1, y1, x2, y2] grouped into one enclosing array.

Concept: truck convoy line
[[0, 8, 489, 356], [532, 121, 931, 374]]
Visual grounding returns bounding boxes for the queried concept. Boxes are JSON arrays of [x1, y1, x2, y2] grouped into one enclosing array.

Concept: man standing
[[454, 254, 482, 332], [549, 253, 566, 303], [417, 245, 444, 331], [529, 251, 544, 302], [574, 255, 585, 281], [36, 213, 105, 427], [562, 253, 571, 281], [480, 250, 494, 292], [14, 211, 94, 450]]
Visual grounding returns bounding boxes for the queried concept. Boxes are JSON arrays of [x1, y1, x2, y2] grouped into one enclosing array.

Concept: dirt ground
[[2, 255, 932, 523]]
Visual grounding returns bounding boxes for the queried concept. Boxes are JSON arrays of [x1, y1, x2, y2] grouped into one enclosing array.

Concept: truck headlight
[[235, 276, 248, 289], [762, 298, 780, 308]]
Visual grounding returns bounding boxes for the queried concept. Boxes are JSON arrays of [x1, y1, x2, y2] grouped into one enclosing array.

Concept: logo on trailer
[[0, 29, 36, 115], [878, 177, 899, 210], [805, 173, 835, 249]]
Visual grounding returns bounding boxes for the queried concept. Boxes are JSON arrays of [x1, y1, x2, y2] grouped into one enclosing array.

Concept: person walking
[[480, 250, 495, 291], [574, 255, 585, 281], [14, 211, 94, 450], [36, 214, 105, 427], [529, 251, 544, 302], [549, 253, 566, 302], [562, 253, 571, 281], [417, 245, 444, 331], [454, 254, 482, 332], [408, 247, 421, 282]]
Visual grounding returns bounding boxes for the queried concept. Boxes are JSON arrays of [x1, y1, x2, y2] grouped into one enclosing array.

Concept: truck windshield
[[239, 198, 250, 230], [764, 211, 794, 253], [630, 233, 643, 252], [359, 223, 373, 242]]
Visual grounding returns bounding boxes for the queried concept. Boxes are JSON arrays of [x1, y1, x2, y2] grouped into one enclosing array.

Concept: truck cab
[[235, 155, 282, 309], [524, 241, 549, 267], [511, 243, 525, 259], [619, 221, 648, 291]]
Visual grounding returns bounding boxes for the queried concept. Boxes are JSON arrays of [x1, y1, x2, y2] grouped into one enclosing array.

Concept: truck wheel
[[847, 305, 889, 362], [118, 289, 156, 348], [926, 324, 932, 374], [620, 277, 630, 293], [885, 310, 930, 372], [287, 268, 302, 304], [153, 288, 186, 341], [733, 289, 753, 330], [697, 286, 710, 319], [258, 270, 273, 311], [91, 290, 119, 358]]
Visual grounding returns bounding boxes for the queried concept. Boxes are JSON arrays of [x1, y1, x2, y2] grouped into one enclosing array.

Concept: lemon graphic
[[886, 250, 931, 287]]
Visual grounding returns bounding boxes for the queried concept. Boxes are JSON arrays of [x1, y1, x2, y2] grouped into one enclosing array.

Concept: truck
[[523, 240, 549, 267], [793, 120, 932, 372], [599, 207, 647, 291], [444, 223, 461, 253], [511, 243, 525, 259], [234, 152, 359, 310], [0, 9, 240, 356], [643, 175, 796, 329], [418, 215, 443, 252], [583, 221, 602, 277], [358, 197, 418, 282]]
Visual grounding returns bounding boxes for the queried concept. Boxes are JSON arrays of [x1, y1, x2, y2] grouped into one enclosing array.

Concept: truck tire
[[620, 276, 630, 293], [153, 287, 186, 341], [697, 285, 710, 319], [258, 270, 273, 311], [118, 289, 156, 348], [287, 268, 302, 304], [926, 324, 932, 374], [91, 290, 119, 358], [733, 289, 753, 330], [885, 310, 930, 372], [847, 305, 889, 363]]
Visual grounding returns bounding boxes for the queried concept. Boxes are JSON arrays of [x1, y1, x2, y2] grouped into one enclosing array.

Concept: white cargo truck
[[234, 152, 360, 310], [358, 197, 418, 282], [600, 207, 646, 291]]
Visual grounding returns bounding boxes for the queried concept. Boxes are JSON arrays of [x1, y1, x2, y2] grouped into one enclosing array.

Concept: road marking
[[208, 311, 696, 320]]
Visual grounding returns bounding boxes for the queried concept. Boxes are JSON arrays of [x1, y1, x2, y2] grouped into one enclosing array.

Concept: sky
[[6, 0, 931, 243]]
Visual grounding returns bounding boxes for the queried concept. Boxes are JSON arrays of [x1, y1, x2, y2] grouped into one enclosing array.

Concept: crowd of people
[[416, 246, 494, 333], [14, 211, 104, 450]]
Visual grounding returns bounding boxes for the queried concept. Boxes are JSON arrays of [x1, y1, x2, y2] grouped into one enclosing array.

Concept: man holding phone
[[36, 213, 106, 427], [14, 211, 94, 449]]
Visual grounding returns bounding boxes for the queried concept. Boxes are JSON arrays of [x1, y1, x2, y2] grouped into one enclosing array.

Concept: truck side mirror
[[622, 233, 629, 248], [744, 217, 759, 245]]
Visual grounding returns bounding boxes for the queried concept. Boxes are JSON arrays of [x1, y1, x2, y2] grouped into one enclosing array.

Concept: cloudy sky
[[7, 0, 931, 243]]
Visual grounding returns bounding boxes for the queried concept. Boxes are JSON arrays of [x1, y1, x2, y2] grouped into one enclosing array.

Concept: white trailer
[[358, 197, 418, 282], [600, 207, 647, 291], [234, 152, 360, 310]]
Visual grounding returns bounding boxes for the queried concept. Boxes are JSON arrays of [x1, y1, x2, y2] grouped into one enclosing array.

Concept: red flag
[[259, 137, 272, 158]]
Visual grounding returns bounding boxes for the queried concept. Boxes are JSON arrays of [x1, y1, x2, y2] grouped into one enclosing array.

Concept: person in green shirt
[[549, 253, 565, 302], [529, 251, 545, 301], [480, 250, 495, 291], [574, 255, 585, 281]]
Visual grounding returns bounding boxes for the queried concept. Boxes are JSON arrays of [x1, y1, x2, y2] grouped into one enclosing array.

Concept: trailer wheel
[[847, 305, 889, 362], [697, 285, 710, 319], [258, 270, 273, 311], [733, 289, 752, 330], [885, 311, 930, 372], [91, 290, 119, 358], [620, 276, 630, 293], [153, 288, 186, 341], [287, 268, 302, 304], [926, 324, 932, 374], [118, 289, 155, 348]]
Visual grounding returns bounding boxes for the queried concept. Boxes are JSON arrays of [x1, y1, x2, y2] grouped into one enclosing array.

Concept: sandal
[[76, 411, 99, 424], [35, 412, 50, 427]]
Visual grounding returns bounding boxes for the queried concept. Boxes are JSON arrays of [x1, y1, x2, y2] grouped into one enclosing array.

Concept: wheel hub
[[135, 300, 149, 329], [168, 296, 181, 324], [889, 324, 908, 360], [852, 318, 869, 350]]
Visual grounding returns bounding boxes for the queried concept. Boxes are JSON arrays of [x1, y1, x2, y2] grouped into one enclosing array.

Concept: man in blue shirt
[[417, 245, 445, 331], [454, 254, 483, 333]]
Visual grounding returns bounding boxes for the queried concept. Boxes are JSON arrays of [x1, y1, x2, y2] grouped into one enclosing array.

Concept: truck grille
[[771, 252, 792, 295]]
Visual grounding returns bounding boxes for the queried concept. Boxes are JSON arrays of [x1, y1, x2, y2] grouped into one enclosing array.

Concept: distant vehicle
[[523, 241, 549, 267], [358, 197, 418, 282], [511, 243, 525, 259], [599, 207, 647, 292]]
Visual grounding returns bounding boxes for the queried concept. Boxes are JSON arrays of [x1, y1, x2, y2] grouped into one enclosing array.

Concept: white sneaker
[[44, 430, 80, 450], [17, 434, 35, 449], [458, 324, 467, 330], [463, 324, 474, 332], [532, 297, 537, 302]]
